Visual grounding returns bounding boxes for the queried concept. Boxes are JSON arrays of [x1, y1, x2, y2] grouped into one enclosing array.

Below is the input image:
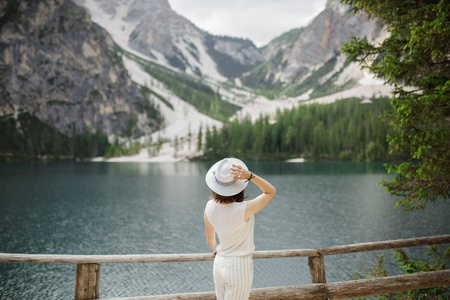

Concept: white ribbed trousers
[[213, 254, 253, 300]]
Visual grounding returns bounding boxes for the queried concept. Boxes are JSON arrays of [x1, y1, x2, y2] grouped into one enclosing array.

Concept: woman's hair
[[211, 190, 245, 204]]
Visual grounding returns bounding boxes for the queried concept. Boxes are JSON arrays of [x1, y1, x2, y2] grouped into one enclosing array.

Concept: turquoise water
[[0, 162, 448, 299]]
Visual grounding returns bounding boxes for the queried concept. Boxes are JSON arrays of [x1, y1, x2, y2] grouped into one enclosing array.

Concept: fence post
[[308, 253, 326, 284], [74, 263, 100, 300]]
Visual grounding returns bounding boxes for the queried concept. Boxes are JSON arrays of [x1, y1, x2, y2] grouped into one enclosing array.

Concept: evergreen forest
[[0, 112, 140, 162], [199, 97, 397, 162]]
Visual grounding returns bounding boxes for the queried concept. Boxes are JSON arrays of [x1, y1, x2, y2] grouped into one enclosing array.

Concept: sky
[[168, 0, 328, 47]]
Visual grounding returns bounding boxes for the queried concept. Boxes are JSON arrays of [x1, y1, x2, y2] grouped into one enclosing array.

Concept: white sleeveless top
[[205, 200, 255, 256]]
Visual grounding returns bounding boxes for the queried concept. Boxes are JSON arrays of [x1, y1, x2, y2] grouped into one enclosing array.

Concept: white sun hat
[[205, 158, 249, 196]]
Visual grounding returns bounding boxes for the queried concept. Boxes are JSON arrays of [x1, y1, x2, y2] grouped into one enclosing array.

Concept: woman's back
[[205, 200, 255, 256]]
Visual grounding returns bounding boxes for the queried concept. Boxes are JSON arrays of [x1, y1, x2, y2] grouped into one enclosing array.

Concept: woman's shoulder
[[206, 200, 245, 208]]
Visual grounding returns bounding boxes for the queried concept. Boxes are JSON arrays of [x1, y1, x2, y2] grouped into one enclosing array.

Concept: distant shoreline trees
[[0, 112, 138, 162], [197, 97, 398, 162]]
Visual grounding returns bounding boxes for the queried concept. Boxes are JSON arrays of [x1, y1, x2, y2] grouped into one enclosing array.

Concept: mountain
[[241, 0, 386, 98], [0, 0, 393, 162], [75, 0, 390, 105], [0, 0, 162, 138], [74, 0, 264, 81]]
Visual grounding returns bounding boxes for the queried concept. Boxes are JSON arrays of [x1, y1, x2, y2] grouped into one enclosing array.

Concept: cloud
[[168, 0, 327, 47]]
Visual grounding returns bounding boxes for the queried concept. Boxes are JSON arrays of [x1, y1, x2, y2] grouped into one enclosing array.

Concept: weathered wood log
[[327, 269, 450, 299], [320, 234, 450, 256], [252, 249, 319, 259], [100, 291, 215, 300], [0, 249, 318, 264], [99, 285, 328, 300], [1, 235, 448, 265], [74, 263, 100, 300], [308, 253, 326, 284], [0, 253, 215, 264], [0, 235, 448, 264], [99, 270, 450, 300], [249, 285, 327, 300]]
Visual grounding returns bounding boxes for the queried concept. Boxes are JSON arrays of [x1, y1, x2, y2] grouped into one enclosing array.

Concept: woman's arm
[[204, 212, 217, 254], [230, 164, 276, 221]]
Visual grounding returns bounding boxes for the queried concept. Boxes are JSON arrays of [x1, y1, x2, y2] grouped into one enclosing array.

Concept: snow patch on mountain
[[358, 70, 386, 86], [77, 0, 136, 51], [122, 56, 222, 141], [334, 62, 363, 86], [318, 54, 348, 85], [173, 36, 227, 81], [302, 84, 392, 105]]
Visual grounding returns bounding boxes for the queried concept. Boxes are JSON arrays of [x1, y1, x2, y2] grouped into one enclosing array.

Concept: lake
[[0, 162, 449, 299]]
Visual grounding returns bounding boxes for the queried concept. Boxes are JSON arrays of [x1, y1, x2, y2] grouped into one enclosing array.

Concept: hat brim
[[205, 158, 249, 197]]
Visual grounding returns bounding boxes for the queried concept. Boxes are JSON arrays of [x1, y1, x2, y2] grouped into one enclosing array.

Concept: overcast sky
[[168, 0, 328, 47]]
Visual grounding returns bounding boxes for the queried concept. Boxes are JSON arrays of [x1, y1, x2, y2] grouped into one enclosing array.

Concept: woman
[[204, 158, 276, 300]]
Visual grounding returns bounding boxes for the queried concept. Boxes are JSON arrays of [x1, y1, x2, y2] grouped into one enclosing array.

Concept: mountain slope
[[74, 0, 264, 81], [242, 0, 386, 98], [118, 47, 241, 122], [0, 0, 162, 138]]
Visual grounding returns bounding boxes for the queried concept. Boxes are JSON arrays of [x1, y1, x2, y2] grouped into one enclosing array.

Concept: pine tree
[[197, 125, 203, 152]]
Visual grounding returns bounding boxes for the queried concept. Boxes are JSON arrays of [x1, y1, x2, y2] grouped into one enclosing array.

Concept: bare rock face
[[213, 38, 263, 66], [284, 0, 380, 81], [0, 0, 161, 137], [245, 0, 383, 87], [127, 0, 190, 57]]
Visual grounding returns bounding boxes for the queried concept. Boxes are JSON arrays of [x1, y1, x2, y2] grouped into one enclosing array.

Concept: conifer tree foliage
[[201, 97, 393, 162], [0, 112, 141, 162], [0, 113, 110, 161], [340, 0, 450, 211]]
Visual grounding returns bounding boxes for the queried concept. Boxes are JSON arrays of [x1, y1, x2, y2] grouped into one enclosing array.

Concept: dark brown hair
[[211, 190, 245, 204]]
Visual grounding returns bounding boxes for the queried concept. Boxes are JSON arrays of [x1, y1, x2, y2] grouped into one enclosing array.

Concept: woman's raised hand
[[230, 164, 251, 180]]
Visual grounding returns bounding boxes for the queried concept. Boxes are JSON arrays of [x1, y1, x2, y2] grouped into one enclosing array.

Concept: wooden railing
[[1, 234, 449, 300]]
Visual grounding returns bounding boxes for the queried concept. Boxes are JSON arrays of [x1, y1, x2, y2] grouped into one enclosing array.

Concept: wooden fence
[[1, 234, 449, 300]]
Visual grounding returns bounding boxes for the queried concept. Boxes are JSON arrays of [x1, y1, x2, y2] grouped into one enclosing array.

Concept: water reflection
[[88, 161, 211, 177]]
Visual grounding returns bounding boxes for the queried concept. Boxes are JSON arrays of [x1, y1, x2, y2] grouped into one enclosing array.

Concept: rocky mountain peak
[[74, 0, 173, 19], [125, 0, 173, 22], [243, 0, 382, 90], [325, 0, 350, 14]]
